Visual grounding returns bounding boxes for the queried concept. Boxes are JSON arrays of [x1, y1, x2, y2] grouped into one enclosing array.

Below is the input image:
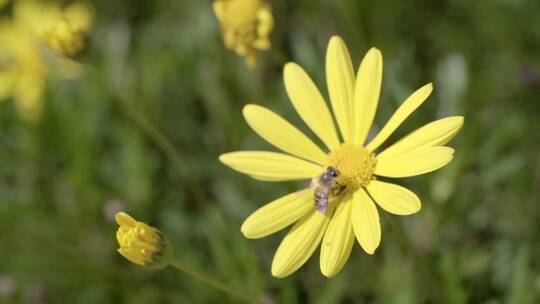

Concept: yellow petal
[[256, 6, 273, 38], [284, 62, 340, 151], [366, 181, 421, 215], [0, 73, 15, 100], [219, 151, 322, 181], [13, 74, 44, 121], [352, 189, 381, 254], [366, 83, 433, 152], [243, 105, 327, 164], [375, 146, 454, 178], [118, 248, 145, 266], [115, 212, 136, 226], [376, 116, 464, 158], [241, 189, 313, 239], [65, 2, 94, 31], [271, 209, 332, 278], [353, 48, 383, 145], [326, 36, 355, 143], [212, 1, 225, 21], [320, 196, 354, 277]]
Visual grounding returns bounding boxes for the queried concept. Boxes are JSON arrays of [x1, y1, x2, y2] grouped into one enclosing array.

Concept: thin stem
[[168, 257, 257, 303], [90, 67, 208, 208]]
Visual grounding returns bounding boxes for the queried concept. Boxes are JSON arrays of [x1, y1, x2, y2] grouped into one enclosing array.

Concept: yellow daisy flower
[[0, 1, 92, 120], [213, 0, 273, 67], [220, 36, 464, 278]]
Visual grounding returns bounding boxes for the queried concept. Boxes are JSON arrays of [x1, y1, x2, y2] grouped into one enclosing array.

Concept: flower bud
[[115, 212, 173, 269]]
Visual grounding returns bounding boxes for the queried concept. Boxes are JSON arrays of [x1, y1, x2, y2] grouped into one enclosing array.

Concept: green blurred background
[[1, 0, 540, 303]]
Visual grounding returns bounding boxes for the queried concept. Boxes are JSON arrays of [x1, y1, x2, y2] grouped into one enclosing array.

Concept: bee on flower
[[220, 36, 464, 278], [213, 0, 274, 67]]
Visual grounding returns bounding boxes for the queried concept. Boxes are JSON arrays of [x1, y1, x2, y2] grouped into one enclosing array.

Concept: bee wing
[[308, 173, 324, 188], [314, 187, 330, 214], [308, 178, 318, 188]]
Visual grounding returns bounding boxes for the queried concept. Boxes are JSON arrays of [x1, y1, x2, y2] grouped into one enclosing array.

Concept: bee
[[311, 166, 341, 214]]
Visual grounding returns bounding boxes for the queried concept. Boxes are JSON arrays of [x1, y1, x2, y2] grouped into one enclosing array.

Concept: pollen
[[325, 143, 376, 193]]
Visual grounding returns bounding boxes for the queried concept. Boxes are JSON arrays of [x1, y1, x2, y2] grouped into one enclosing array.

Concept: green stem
[[168, 257, 257, 303], [90, 67, 208, 208]]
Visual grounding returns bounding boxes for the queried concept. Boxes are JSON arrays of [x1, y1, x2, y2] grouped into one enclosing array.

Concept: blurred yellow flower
[[220, 36, 463, 278], [0, 21, 46, 121], [213, 0, 273, 67], [0, 1, 93, 121], [115, 212, 173, 269], [14, 0, 94, 56]]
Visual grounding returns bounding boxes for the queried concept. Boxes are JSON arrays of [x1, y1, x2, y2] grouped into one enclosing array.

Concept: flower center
[[325, 143, 376, 193]]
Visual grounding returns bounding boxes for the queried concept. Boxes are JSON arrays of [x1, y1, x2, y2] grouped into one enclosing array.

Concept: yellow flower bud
[[213, 0, 274, 67], [115, 212, 173, 269]]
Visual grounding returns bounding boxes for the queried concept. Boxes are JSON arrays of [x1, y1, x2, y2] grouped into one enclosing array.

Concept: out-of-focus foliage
[[0, 0, 539, 303]]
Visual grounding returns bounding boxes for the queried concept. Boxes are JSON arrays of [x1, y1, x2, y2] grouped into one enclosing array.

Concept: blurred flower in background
[[0, 21, 45, 120], [13, 0, 94, 56], [220, 36, 463, 278], [213, 0, 273, 67], [115, 212, 173, 269], [0, 0, 93, 121]]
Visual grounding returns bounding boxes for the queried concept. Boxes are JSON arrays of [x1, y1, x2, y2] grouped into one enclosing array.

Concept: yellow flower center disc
[[325, 143, 376, 193]]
